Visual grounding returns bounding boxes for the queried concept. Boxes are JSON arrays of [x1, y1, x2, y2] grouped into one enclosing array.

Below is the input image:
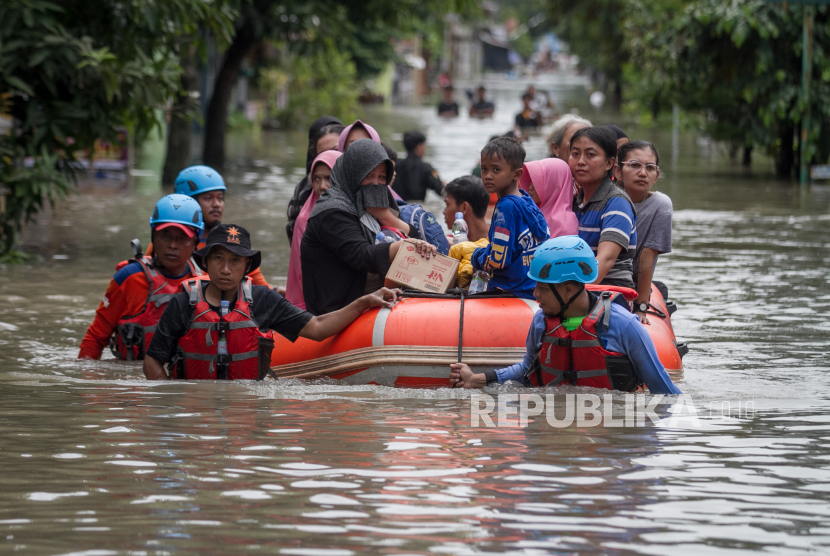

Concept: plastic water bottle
[[375, 231, 397, 244], [468, 270, 490, 294], [452, 212, 469, 244], [217, 300, 229, 356]]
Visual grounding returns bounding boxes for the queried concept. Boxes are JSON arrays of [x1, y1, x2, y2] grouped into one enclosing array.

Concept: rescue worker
[[449, 236, 681, 394], [147, 165, 277, 289], [143, 224, 400, 380], [78, 194, 205, 360]]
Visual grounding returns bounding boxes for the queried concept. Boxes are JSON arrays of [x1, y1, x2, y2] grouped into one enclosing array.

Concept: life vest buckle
[[563, 370, 577, 384], [216, 354, 230, 365], [216, 321, 230, 333]]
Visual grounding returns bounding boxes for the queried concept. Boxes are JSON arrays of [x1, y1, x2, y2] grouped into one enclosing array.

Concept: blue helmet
[[528, 235, 598, 284], [149, 194, 204, 233], [174, 165, 226, 197]]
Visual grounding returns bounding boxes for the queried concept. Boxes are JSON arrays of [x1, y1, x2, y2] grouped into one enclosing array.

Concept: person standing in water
[[143, 224, 401, 380], [469, 86, 495, 118], [450, 236, 681, 395], [615, 140, 672, 324], [79, 195, 204, 360], [569, 126, 638, 289], [393, 131, 444, 202], [163, 165, 277, 290], [438, 85, 459, 118]]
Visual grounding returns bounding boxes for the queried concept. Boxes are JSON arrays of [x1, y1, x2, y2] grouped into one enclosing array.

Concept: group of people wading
[[79, 113, 680, 395]]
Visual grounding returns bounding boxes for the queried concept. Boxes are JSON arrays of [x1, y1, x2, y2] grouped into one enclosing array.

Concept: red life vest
[[528, 291, 641, 392], [111, 256, 204, 361], [174, 278, 276, 380]]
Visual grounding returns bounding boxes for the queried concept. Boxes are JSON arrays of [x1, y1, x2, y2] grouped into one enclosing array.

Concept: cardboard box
[[386, 239, 459, 294]]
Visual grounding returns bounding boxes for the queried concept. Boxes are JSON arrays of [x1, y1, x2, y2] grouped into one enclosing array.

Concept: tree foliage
[[0, 0, 234, 256], [625, 0, 830, 177], [548, 0, 628, 108]]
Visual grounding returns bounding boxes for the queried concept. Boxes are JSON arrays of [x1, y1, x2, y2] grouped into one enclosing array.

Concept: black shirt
[[470, 101, 495, 115], [515, 110, 542, 128], [438, 102, 459, 116], [301, 209, 392, 316], [392, 154, 443, 202], [146, 282, 312, 364]]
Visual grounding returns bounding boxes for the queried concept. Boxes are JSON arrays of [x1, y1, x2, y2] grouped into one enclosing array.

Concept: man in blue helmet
[[450, 236, 681, 394], [148, 165, 275, 289], [79, 195, 206, 360]]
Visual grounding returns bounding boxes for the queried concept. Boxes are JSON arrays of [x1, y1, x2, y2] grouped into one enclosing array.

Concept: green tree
[[548, 0, 628, 109], [625, 0, 830, 177], [201, 0, 480, 168], [0, 0, 234, 257]]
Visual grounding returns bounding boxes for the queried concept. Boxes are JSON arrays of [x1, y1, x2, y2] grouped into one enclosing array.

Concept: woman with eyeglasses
[[614, 140, 671, 324], [568, 126, 638, 289]]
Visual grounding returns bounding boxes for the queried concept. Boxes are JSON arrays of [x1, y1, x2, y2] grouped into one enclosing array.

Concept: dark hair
[[443, 175, 489, 218], [522, 92, 533, 101], [617, 140, 660, 165], [569, 126, 617, 160], [403, 131, 426, 153], [444, 85, 454, 92], [382, 142, 398, 163], [603, 123, 628, 141], [308, 123, 345, 167], [481, 137, 526, 170]]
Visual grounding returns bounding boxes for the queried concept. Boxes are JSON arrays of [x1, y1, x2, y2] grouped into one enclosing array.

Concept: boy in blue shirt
[[471, 137, 550, 298]]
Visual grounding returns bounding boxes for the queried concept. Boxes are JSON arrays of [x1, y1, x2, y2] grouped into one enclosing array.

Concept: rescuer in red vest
[[143, 223, 400, 380], [450, 236, 681, 394], [78, 194, 205, 360]]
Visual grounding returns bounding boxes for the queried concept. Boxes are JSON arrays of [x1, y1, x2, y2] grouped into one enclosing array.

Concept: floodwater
[[3, 73, 830, 554]]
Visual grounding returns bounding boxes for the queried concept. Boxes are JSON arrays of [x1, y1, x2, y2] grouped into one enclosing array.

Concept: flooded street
[[2, 75, 830, 554]]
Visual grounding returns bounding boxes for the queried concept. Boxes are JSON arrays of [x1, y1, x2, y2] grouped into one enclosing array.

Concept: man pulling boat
[[450, 236, 682, 394], [143, 224, 399, 380]]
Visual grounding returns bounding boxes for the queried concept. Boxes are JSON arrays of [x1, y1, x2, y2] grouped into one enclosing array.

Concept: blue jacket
[[495, 298, 682, 395], [472, 190, 549, 299]]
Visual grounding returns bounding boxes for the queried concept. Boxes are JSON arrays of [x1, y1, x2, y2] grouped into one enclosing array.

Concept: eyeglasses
[[620, 161, 659, 174]]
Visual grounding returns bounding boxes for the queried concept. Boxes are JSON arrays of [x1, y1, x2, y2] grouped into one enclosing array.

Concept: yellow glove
[[449, 239, 489, 288]]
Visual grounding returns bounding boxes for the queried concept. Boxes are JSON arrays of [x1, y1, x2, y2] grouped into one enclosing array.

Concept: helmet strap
[[549, 283, 585, 319]]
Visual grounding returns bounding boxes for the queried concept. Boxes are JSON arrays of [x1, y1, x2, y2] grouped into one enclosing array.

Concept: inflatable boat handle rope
[[396, 288, 512, 388]]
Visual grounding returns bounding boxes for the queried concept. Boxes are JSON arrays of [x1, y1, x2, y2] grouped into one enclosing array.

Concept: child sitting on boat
[[470, 137, 550, 299]]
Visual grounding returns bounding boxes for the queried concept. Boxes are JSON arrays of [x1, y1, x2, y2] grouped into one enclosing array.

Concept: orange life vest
[[174, 278, 275, 380], [111, 256, 204, 360], [528, 291, 642, 392]]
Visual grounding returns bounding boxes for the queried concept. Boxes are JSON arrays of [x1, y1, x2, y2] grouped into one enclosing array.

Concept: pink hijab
[[285, 150, 343, 309], [338, 120, 381, 152], [520, 158, 579, 238]]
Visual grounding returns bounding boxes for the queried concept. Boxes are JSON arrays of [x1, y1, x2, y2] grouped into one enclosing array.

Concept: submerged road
[[2, 72, 830, 554]]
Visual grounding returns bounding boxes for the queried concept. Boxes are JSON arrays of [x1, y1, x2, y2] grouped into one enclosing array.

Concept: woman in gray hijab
[[301, 139, 436, 315]]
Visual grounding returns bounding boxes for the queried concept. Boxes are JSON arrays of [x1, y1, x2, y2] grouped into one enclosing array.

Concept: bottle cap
[[375, 232, 385, 241], [220, 300, 229, 307], [455, 212, 464, 220]]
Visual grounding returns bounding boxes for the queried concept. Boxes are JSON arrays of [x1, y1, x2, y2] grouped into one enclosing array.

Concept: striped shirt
[[573, 177, 637, 288]]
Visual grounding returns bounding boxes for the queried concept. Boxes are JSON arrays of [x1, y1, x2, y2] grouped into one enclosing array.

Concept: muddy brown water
[[2, 75, 830, 554]]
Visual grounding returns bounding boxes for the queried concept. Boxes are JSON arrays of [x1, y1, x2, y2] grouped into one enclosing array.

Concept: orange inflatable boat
[[269, 283, 687, 388]]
